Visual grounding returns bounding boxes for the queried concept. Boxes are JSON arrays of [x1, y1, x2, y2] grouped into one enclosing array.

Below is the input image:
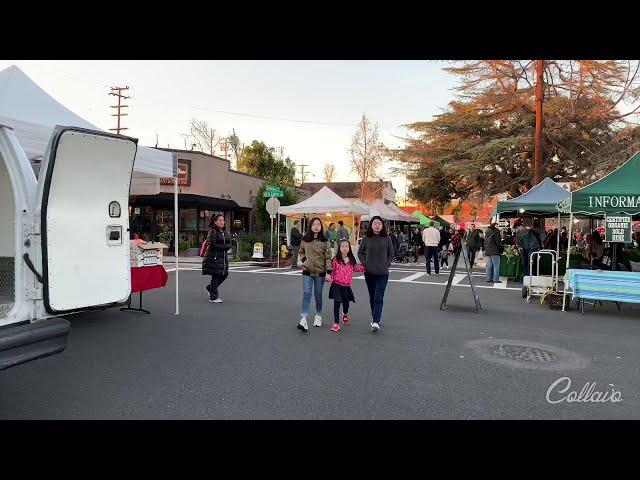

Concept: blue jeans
[[485, 255, 501, 282], [301, 275, 324, 317], [364, 273, 389, 323]]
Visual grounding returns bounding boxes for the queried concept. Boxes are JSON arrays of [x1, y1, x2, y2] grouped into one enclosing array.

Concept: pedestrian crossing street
[[166, 261, 520, 291]]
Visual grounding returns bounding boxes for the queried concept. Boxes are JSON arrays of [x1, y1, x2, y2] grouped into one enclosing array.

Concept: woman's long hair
[[335, 239, 357, 265], [209, 213, 224, 231], [302, 217, 327, 242], [365, 216, 387, 237]]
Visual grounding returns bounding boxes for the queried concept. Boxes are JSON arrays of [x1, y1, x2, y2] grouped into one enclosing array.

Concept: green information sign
[[263, 185, 284, 198], [605, 215, 632, 243]]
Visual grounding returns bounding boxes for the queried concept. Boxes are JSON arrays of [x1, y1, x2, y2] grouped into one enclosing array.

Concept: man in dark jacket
[[484, 223, 504, 283], [202, 214, 233, 303], [290, 220, 303, 269], [466, 224, 482, 266]]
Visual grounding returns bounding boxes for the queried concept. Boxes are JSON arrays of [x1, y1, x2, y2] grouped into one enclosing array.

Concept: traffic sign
[[266, 197, 280, 218]]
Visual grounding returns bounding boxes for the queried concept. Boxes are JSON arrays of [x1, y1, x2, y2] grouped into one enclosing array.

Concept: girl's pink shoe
[[330, 323, 341, 332], [342, 314, 349, 325]]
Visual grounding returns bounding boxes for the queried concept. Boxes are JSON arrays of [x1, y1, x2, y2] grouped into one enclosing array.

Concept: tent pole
[[562, 212, 573, 311], [174, 176, 179, 316], [352, 212, 355, 245], [556, 211, 561, 291]]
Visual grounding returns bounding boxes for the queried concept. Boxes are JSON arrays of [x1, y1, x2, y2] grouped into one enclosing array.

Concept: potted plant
[[158, 224, 173, 256], [177, 240, 191, 256]]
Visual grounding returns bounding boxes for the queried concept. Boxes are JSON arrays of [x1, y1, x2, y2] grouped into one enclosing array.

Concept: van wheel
[[522, 286, 528, 298]]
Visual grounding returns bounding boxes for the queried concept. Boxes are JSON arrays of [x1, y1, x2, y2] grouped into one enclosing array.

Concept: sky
[[0, 60, 459, 199]]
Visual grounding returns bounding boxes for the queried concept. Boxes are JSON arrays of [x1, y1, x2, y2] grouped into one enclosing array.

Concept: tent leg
[[174, 176, 179, 316], [352, 213, 355, 244], [556, 212, 560, 291], [562, 213, 573, 311]]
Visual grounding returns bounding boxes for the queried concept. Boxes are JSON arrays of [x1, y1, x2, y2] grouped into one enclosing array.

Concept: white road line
[[452, 274, 466, 285], [245, 267, 290, 273], [225, 268, 521, 290], [398, 272, 427, 282], [493, 277, 509, 289]]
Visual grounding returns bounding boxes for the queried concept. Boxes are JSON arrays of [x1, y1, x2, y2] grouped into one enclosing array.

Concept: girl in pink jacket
[[329, 240, 365, 332]]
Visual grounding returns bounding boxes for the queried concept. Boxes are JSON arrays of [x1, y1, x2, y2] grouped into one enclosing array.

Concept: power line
[[193, 106, 357, 127]]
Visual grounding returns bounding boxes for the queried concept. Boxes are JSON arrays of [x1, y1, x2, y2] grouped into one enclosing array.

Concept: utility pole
[[534, 60, 544, 186], [109, 86, 130, 135], [298, 164, 310, 185]]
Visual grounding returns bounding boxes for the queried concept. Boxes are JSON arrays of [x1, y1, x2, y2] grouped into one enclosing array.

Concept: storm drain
[[466, 339, 589, 371], [489, 344, 557, 363]]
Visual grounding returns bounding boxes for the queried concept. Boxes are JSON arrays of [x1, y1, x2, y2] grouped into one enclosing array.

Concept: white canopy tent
[[279, 186, 369, 217], [361, 199, 405, 222], [0, 65, 181, 315], [386, 202, 420, 223], [279, 186, 369, 245]]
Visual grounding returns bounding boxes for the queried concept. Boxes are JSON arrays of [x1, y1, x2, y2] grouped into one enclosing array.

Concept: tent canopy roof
[[278, 186, 368, 217], [361, 199, 404, 221], [386, 202, 420, 223], [0, 65, 175, 178], [494, 177, 570, 217], [558, 151, 640, 216]]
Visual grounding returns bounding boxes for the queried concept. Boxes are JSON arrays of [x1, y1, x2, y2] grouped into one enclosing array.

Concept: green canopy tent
[[559, 151, 640, 310], [492, 177, 571, 219], [491, 177, 571, 290], [411, 210, 437, 227], [432, 215, 450, 228]]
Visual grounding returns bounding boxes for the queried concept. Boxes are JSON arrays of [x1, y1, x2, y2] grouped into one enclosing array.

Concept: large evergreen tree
[[393, 60, 640, 203]]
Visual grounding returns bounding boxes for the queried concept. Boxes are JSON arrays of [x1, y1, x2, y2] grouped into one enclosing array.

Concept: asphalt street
[[1, 263, 639, 419]]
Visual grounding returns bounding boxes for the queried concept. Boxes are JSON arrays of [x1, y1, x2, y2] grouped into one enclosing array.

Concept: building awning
[[131, 193, 242, 210]]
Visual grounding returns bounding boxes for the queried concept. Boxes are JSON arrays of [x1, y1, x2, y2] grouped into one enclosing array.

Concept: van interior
[[0, 151, 15, 318]]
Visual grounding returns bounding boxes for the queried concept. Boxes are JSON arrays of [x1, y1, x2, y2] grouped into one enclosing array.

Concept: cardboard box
[[130, 241, 168, 268]]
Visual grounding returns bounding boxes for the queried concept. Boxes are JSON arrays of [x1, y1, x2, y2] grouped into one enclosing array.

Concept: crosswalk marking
[[398, 272, 427, 282], [166, 264, 520, 291], [493, 277, 509, 289]]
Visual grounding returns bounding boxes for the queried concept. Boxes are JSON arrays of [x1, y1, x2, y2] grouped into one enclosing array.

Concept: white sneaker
[[313, 315, 322, 327], [297, 316, 309, 332], [371, 322, 380, 333], [209, 298, 223, 303]]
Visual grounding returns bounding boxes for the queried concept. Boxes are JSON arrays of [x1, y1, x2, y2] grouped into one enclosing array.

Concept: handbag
[[200, 229, 213, 257]]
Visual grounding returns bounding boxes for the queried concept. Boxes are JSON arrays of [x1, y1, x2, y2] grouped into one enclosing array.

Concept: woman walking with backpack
[[202, 214, 233, 303], [358, 216, 394, 333]]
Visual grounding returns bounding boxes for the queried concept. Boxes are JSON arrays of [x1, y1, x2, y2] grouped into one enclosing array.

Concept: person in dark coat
[[202, 213, 232, 303], [290, 220, 303, 269], [484, 223, 504, 283]]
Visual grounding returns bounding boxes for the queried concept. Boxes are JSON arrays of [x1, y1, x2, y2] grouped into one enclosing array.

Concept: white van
[[0, 124, 137, 371]]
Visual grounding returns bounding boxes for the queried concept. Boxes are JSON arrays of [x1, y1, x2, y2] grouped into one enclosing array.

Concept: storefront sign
[[160, 159, 191, 186], [498, 219, 510, 228], [605, 215, 632, 243]]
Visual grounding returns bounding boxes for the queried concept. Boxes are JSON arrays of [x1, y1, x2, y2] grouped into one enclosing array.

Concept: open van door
[[36, 127, 137, 315]]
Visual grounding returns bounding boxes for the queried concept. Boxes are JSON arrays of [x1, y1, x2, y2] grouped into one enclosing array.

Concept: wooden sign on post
[[440, 243, 481, 313]]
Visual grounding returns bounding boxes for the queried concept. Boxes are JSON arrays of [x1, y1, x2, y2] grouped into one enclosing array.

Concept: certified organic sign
[[605, 215, 631, 243]]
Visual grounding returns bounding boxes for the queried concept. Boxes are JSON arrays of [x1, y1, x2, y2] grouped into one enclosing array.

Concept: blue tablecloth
[[564, 269, 640, 304]]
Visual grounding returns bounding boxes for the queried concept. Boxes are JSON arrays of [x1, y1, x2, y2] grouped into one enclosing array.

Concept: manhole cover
[[489, 344, 557, 363], [466, 339, 589, 371]]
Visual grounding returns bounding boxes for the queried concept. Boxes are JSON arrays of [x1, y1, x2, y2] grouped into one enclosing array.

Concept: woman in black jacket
[[202, 214, 233, 303]]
